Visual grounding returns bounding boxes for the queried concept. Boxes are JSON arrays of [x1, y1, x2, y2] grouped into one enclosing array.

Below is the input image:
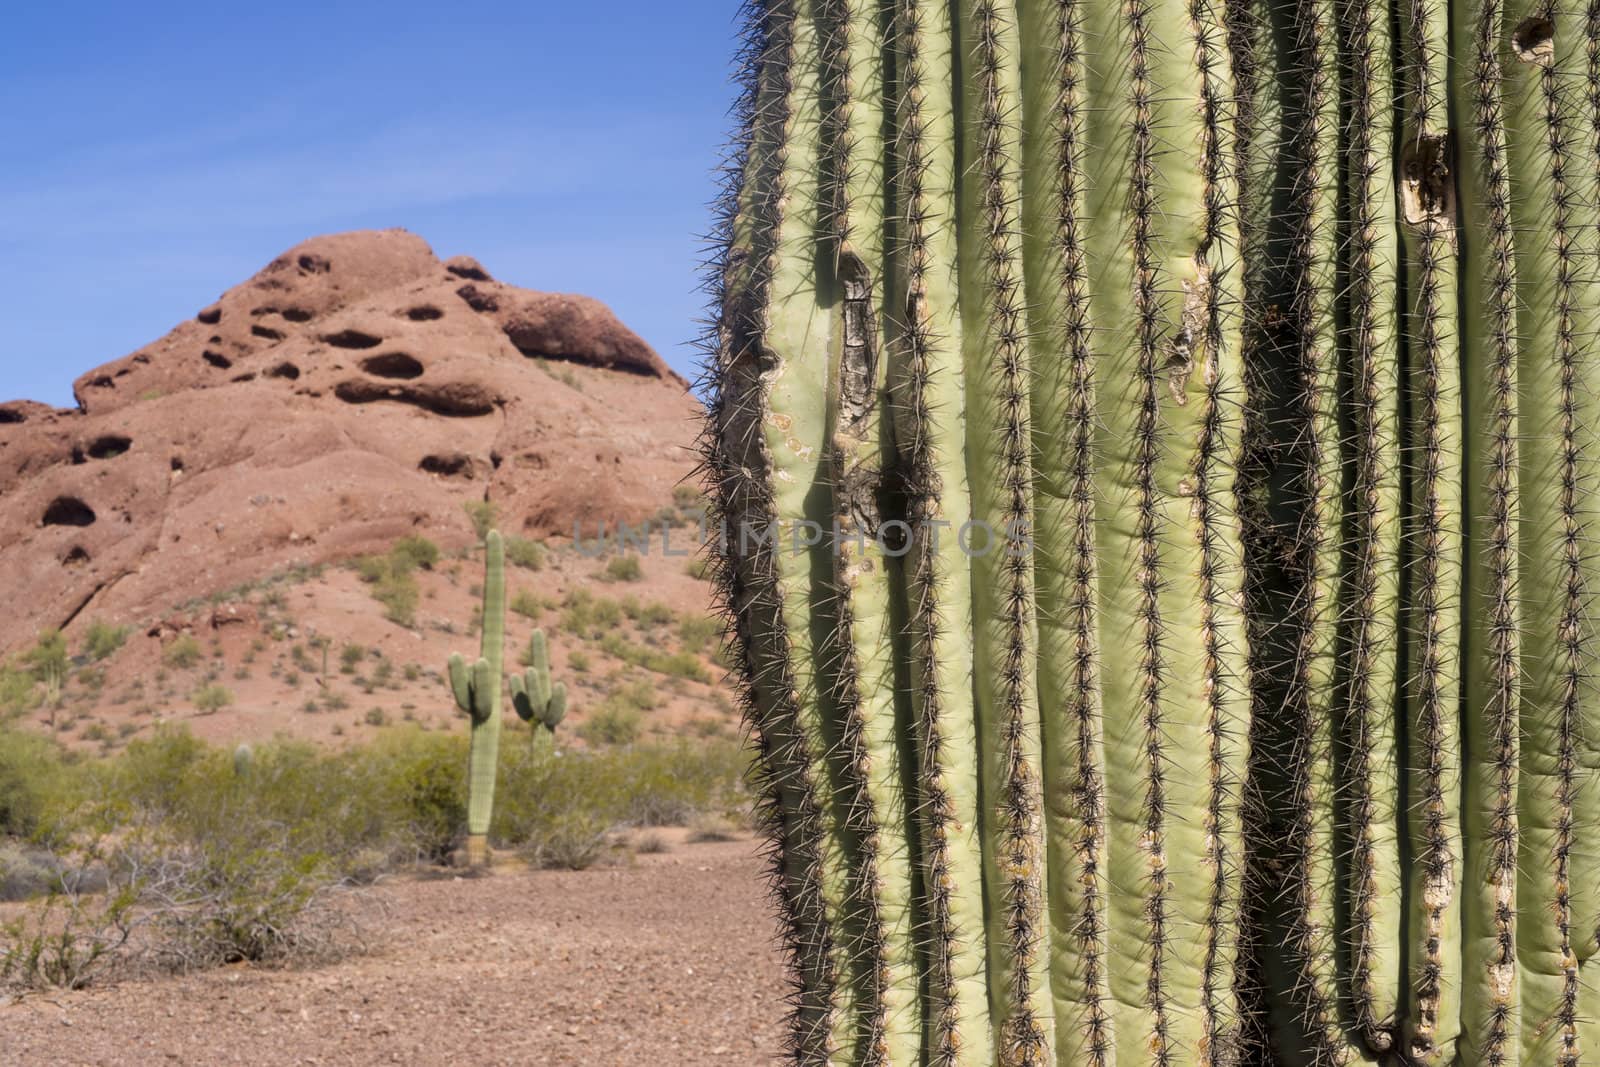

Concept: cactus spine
[[447, 529, 505, 867], [510, 627, 566, 758], [706, 1, 1600, 1064]]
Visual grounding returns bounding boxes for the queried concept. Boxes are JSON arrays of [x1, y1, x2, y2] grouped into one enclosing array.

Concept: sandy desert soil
[[1, 835, 785, 1066]]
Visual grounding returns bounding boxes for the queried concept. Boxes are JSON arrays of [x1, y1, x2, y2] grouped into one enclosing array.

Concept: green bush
[[390, 535, 440, 572], [374, 573, 419, 627], [340, 644, 365, 673], [0, 728, 76, 841], [82, 621, 131, 662], [463, 500, 497, 542], [504, 537, 545, 571], [191, 685, 234, 714], [0, 664, 37, 717], [678, 615, 721, 655], [162, 635, 202, 670], [509, 590, 547, 619], [578, 703, 642, 747], [603, 555, 644, 583]]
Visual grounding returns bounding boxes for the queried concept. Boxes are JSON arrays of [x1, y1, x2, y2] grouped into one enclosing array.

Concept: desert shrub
[[504, 537, 545, 571], [0, 663, 37, 717], [568, 650, 591, 674], [0, 885, 136, 991], [374, 573, 419, 627], [603, 555, 644, 583], [677, 615, 721, 655], [598, 633, 711, 682], [191, 685, 234, 714], [162, 635, 202, 670], [82, 620, 131, 662], [684, 556, 714, 581], [463, 500, 498, 541], [578, 703, 642, 747], [390, 535, 440, 572], [510, 590, 547, 619], [340, 644, 365, 672], [0, 728, 77, 841]]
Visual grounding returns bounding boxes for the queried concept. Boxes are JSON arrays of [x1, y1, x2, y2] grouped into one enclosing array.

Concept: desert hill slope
[[0, 230, 724, 749], [0, 229, 700, 653]]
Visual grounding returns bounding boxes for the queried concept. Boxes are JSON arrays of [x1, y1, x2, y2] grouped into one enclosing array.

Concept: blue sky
[[0, 2, 748, 407]]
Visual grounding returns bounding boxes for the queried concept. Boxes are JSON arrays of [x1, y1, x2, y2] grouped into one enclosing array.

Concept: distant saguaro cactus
[[702, 1, 1600, 1064], [446, 529, 506, 867], [510, 627, 567, 758]]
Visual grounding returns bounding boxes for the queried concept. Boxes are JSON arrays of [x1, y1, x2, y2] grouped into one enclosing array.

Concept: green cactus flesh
[[704, 2, 1600, 1064], [510, 626, 567, 757], [447, 530, 505, 851]]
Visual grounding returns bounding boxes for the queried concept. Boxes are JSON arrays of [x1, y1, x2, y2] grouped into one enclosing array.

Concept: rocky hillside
[[0, 229, 701, 655], [0, 230, 729, 750]]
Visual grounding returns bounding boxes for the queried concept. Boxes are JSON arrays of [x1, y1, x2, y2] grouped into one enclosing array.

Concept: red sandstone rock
[[0, 229, 700, 653]]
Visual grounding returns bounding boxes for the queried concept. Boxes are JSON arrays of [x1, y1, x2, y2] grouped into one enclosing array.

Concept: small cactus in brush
[[509, 627, 566, 758], [446, 530, 505, 867]]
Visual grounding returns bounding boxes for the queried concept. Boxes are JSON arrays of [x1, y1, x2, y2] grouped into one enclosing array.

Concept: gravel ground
[[2, 836, 785, 1066]]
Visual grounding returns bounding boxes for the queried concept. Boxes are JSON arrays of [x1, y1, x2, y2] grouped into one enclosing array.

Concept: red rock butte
[[0, 229, 702, 654]]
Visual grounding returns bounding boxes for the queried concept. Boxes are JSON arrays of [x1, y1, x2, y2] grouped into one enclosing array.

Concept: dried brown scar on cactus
[[1402, 134, 1454, 226], [1167, 264, 1212, 406], [1512, 15, 1555, 64]]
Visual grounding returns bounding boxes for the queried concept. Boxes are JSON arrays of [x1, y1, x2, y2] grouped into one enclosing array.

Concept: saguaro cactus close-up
[[702, 1, 1600, 1064]]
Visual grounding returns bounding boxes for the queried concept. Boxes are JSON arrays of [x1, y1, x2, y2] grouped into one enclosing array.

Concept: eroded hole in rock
[[333, 379, 495, 417], [490, 451, 503, 469], [63, 545, 91, 567], [266, 361, 301, 380], [87, 434, 132, 460], [298, 254, 331, 274], [282, 307, 314, 323], [1513, 15, 1555, 62], [359, 352, 425, 379], [232, 372, 258, 383], [197, 306, 222, 325], [406, 306, 444, 321], [447, 259, 491, 282], [171, 456, 185, 472], [251, 325, 286, 341], [322, 329, 383, 349], [456, 284, 498, 312], [86, 375, 115, 389], [42, 496, 96, 527], [0, 407, 25, 424], [203, 350, 233, 370], [419, 453, 474, 478], [132, 353, 151, 364]]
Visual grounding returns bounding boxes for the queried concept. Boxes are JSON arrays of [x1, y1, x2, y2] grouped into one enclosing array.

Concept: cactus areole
[[447, 529, 506, 867], [702, 2, 1600, 1064]]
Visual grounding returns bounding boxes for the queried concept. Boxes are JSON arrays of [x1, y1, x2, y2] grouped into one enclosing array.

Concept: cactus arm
[[1016, 0, 1113, 1062], [546, 683, 566, 728], [889, 3, 992, 1063], [953, 4, 1051, 1061], [529, 630, 552, 707], [1396, 0, 1464, 1057], [819, 0, 923, 1061], [1454, 0, 1524, 1059], [448, 651, 473, 715], [508, 671, 531, 722], [1338, 0, 1407, 1046]]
